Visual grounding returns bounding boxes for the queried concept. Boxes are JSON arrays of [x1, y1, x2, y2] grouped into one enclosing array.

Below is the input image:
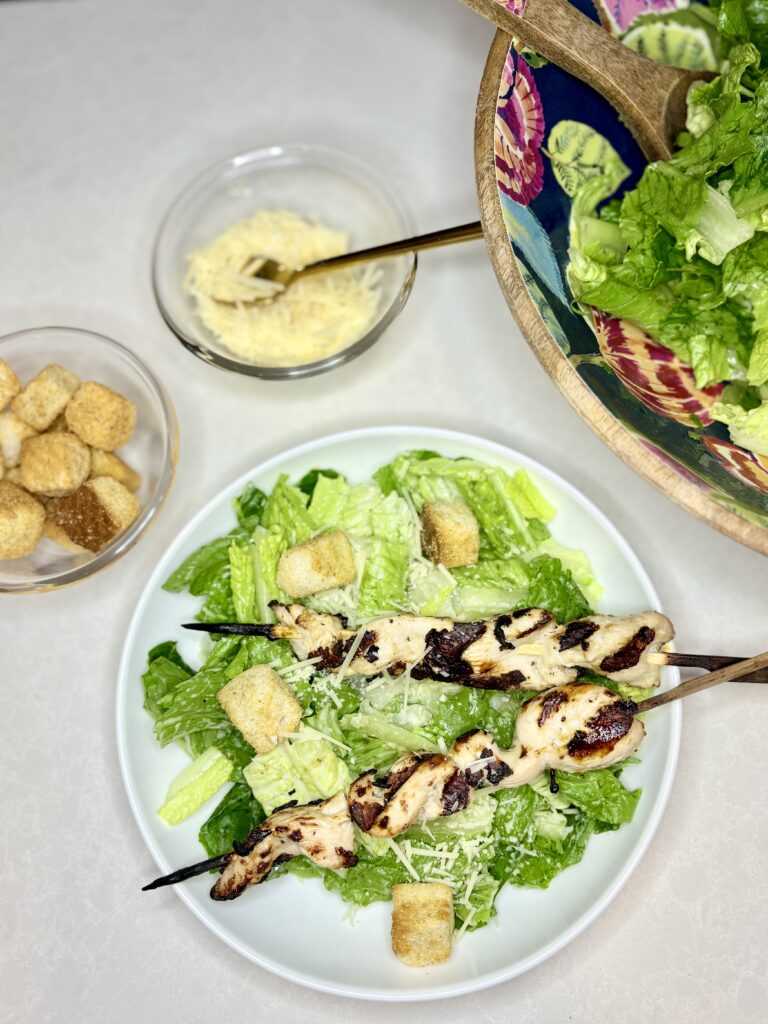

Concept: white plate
[[117, 426, 680, 1001]]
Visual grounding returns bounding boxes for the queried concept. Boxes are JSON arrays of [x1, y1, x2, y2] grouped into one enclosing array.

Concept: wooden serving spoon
[[460, 0, 711, 161]]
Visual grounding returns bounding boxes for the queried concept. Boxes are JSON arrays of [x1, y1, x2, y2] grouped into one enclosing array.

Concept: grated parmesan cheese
[[185, 209, 382, 366]]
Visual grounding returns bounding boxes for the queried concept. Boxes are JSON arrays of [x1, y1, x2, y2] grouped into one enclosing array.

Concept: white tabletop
[[2, 1, 766, 1020]]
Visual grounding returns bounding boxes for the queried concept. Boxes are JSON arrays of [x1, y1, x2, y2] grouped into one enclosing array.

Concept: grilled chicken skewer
[[144, 652, 768, 899], [143, 682, 642, 894], [142, 792, 356, 900], [185, 602, 675, 691]]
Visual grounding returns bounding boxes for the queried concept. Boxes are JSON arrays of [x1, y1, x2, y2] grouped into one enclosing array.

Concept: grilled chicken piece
[[267, 604, 672, 690], [349, 683, 643, 837], [270, 603, 347, 668], [538, 613, 675, 687], [508, 683, 643, 775], [450, 684, 642, 785], [348, 752, 470, 838], [212, 792, 356, 900]]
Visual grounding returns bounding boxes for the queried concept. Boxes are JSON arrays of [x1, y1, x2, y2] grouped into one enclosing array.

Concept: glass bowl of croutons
[[0, 327, 177, 592]]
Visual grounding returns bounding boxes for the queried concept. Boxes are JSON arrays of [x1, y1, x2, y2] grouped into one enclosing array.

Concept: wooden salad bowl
[[474, 3, 768, 557]]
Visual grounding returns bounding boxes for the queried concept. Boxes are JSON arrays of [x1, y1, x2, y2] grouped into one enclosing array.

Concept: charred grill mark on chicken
[[599, 627, 656, 674], [559, 620, 600, 652], [566, 699, 638, 760], [411, 621, 488, 681]]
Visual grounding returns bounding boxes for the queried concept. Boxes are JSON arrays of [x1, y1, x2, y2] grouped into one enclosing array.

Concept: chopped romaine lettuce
[[567, 33, 768, 402], [198, 781, 265, 858], [157, 746, 233, 825], [243, 729, 352, 815]]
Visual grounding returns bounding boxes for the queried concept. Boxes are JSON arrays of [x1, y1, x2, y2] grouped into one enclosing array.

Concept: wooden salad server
[[460, 0, 711, 161]]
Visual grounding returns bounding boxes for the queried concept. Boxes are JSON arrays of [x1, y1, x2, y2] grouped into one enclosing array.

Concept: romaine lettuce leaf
[[711, 397, 768, 454], [243, 730, 352, 815], [157, 746, 233, 825], [526, 554, 592, 623], [374, 453, 556, 556], [551, 768, 641, 827], [251, 526, 288, 621], [261, 474, 316, 545], [198, 781, 265, 858], [162, 482, 267, 621], [142, 641, 193, 720], [151, 635, 293, 767]]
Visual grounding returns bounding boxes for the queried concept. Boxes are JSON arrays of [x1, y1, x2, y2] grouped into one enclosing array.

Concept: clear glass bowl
[[0, 327, 177, 593], [152, 144, 417, 379]]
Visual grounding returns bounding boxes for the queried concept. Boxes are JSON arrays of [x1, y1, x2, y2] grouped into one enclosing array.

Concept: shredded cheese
[[278, 726, 351, 752], [456, 907, 477, 941], [387, 838, 420, 882], [333, 624, 369, 687], [185, 209, 382, 367]]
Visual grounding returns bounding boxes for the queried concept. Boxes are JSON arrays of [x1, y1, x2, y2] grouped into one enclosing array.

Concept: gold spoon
[[460, 0, 712, 161], [215, 221, 483, 306]]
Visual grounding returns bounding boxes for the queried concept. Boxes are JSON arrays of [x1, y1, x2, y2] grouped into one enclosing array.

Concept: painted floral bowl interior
[[478, 0, 768, 554]]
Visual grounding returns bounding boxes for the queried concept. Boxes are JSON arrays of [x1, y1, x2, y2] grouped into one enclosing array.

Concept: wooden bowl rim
[[474, 29, 768, 558]]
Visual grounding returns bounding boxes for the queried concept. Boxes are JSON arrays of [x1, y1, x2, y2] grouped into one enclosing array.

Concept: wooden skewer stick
[[637, 650, 768, 712], [141, 853, 230, 891], [647, 651, 768, 684]]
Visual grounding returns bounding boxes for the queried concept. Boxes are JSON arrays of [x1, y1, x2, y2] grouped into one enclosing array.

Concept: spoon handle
[[298, 221, 483, 278], [461, 0, 695, 160]]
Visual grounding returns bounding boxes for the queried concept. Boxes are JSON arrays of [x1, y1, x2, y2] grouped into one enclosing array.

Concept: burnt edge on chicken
[[559, 620, 600, 652], [599, 626, 656, 674], [566, 699, 638, 760], [411, 621, 488, 681]]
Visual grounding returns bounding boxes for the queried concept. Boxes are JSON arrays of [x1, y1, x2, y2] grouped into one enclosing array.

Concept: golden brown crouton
[[391, 883, 454, 967], [0, 359, 21, 411], [0, 481, 46, 558], [11, 364, 80, 431], [65, 381, 136, 451], [421, 502, 479, 569], [0, 412, 37, 468], [90, 448, 140, 492], [276, 530, 356, 598], [42, 517, 90, 553], [46, 476, 140, 551], [216, 665, 302, 754], [20, 433, 91, 497], [47, 413, 70, 433]]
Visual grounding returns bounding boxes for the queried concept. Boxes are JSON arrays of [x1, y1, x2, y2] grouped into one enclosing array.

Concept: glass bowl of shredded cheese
[[152, 144, 417, 379]]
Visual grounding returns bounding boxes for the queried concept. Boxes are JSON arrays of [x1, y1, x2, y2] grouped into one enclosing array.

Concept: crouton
[[11, 364, 80, 431], [0, 412, 37, 468], [0, 481, 46, 558], [20, 432, 91, 497], [421, 502, 479, 569], [0, 359, 21, 411], [42, 517, 89, 553], [64, 381, 136, 451], [276, 529, 356, 598], [391, 883, 454, 967], [46, 476, 140, 551], [47, 413, 70, 433], [4, 466, 22, 486], [216, 665, 302, 754], [90, 448, 140, 492]]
